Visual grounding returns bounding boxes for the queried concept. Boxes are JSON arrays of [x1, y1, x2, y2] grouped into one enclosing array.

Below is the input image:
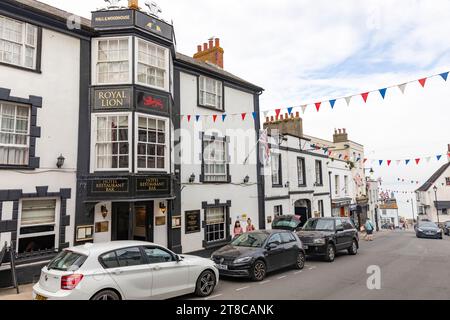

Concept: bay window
[[136, 38, 169, 90], [94, 37, 131, 84], [18, 199, 57, 254], [0, 102, 30, 165], [202, 136, 229, 183], [0, 15, 38, 69], [136, 114, 168, 171], [199, 76, 223, 110], [93, 114, 130, 171]]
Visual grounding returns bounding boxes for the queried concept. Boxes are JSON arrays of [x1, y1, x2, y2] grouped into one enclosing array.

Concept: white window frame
[[334, 175, 340, 196], [135, 37, 170, 91], [205, 206, 226, 243], [92, 36, 133, 86], [135, 112, 169, 173], [344, 175, 349, 195], [202, 136, 229, 183], [271, 153, 281, 186], [17, 198, 60, 254], [198, 76, 223, 110], [0, 15, 38, 69], [0, 102, 31, 166], [274, 205, 283, 216], [91, 112, 132, 173]]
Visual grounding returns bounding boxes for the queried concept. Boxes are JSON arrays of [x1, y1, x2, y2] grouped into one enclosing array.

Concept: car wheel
[[195, 270, 216, 297], [91, 289, 121, 301], [294, 251, 305, 270], [251, 260, 267, 281], [324, 244, 336, 262], [348, 240, 358, 255]]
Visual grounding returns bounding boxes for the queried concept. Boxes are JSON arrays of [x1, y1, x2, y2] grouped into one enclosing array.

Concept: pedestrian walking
[[365, 218, 375, 241], [246, 218, 255, 232], [233, 220, 243, 238]]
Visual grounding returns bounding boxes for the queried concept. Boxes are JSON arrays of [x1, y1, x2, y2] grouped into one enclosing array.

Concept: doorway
[[112, 202, 154, 242], [294, 199, 312, 227]]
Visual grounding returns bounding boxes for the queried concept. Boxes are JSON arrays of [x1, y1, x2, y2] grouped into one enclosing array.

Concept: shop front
[[332, 198, 352, 217]]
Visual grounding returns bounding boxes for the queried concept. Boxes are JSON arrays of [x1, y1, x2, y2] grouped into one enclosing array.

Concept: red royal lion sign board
[[136, 90, 169, 115]]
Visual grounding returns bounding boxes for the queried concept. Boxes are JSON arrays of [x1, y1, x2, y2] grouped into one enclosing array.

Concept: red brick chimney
[[193, 37, 224, 68]]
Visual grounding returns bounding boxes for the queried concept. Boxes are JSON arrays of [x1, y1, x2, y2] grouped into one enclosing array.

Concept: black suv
[[297, 217, 359, 262], [444, 222, 450, 236]]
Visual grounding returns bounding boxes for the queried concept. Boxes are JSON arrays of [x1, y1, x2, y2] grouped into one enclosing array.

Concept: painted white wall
[[0, 28, 81, 247], [153, 199, 168, 248], [179, 72, 260, 253], [93, 202, 112, 243]]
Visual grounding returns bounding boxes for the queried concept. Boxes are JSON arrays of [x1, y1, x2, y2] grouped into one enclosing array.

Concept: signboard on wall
[[90, 179, 129, 194], [136, 90, 170, 116], [92, 10, 134, 29], [136, 176, 170, 194], [93, 87, 132, 109], [135, 11, 173, 41], [185, 210, 201, 234]]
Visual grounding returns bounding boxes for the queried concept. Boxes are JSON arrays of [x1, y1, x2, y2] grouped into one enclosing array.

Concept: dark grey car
[[416, 222, 443, 239]]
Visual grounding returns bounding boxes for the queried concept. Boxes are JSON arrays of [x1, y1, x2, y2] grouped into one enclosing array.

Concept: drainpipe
[[328, 171, 333, 217]]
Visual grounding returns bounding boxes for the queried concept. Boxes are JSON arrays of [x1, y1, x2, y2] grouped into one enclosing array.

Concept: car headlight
[[417, 228, 423, 232], [313, 238, 326, 245], [233, 256, 253, 264]]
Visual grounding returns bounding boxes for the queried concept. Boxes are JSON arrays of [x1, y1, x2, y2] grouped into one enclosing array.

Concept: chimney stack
[[263, 112, 304, 138], [193, 37, 224, 68], [333, 128, 349, 143]]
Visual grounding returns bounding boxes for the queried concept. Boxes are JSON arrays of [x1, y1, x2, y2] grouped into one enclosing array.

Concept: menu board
[[185, 210, 201, 234]]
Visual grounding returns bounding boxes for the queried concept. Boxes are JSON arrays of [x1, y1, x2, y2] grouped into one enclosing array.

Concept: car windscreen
[[303, 219, 335, 231], [420, 222, 438, 228], [47, 250, 87, 272], [272, 219, 298, 229], [231, 232, 268, 248]]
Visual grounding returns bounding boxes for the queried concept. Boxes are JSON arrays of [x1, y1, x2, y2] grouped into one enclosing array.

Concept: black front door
[[295, 207, 308, 227], [112, 203, 131, 241], [134, 201, 154, 242]]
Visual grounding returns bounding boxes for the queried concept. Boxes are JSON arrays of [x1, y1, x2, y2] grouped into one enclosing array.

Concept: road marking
[[236, 286, 250, 292], [205, 294, 223, 300], [259, 280, 271, 285], [277, 275, 287, 280]]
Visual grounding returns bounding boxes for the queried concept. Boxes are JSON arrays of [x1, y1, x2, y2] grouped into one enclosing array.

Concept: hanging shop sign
[[136, 90, 170, 115], [93, 87, 132, 109]]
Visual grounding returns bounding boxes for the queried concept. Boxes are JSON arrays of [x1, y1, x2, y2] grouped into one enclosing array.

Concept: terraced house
[[0, 0, 265, 287]]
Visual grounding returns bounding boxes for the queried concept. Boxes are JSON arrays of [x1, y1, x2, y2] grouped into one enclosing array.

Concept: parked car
[[272, 215, 302, 231], [416, 222, 443, 239], [32, 241, 218, 300], [444, 222, 450, 236], [297, 217, 359, 262], [211, 230, 305, 281]]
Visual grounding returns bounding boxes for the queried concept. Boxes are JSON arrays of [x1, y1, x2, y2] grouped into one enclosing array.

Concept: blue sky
[[40, 0, 450, 218]]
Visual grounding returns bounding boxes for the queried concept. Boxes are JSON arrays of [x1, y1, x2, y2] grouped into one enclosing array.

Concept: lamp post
[[407, 199, 415, 227], [433, 185, 440, 224]]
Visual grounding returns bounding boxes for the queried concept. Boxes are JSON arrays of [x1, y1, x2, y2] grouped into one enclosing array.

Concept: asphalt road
[[187, 230, 450, 300]]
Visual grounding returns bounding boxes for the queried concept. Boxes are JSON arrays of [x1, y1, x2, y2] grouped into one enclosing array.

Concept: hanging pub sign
[[93, 87, 132, 109], [136, 90, 170, 115], [90, 178, 129, 194], [185, 210, 201, 234], [136, 176, 170, 194], [92, 10, 134, 29]]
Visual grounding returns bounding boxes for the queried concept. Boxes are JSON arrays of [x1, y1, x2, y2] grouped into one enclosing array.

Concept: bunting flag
[[379, 160, 384, 166], [396, 160, 401, 166], [415, 158, 421, 165], [387, 160, 392, 166], [195, 115, 201, 122], [437, 155, 442, 161], [222, 114, 227, 122], [252, 112, 257, 120], [315, 102, 322, 112], [363, 158, 368, 164], [418, 78, 427, 88], [405, 159, 411, 165], [177, 70, 449, 119], [241, 113, 247, 121], [212, 115, 218, 122], [361, 92, 370, 103], [329, 99, 336, 109]]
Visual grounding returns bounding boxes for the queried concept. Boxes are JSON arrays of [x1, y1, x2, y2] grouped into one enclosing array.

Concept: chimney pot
[[209, 39, 214, 49], [291, 114, 294, 119], [215, 38, 220, 47], [197, 45, 202, 52], [338, 129, 342, 134], [343, 128, 347, 134], [284, 113, 288, 119], [448, 144, 450, 152], [280, 115, 284, 120], [203, 43, 208, 51]]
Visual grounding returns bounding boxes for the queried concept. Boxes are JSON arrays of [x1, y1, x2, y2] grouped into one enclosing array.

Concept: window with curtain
[[335, 175, 340, 195], [21, 199, 56, 226], [203, 137, 228, 182], [297, 157, 305, 186], [96, 38, 129, 84], [137, 115, 167, 170], [0, 102, 30, 165], [0, 15, 38, 69], [199, 76, 223, 110], [137, 39, 168, 89], [344, 176, 349, 195], [315, 160, 323, 186], [271, 153, 281, 186], [205, 206, 226, 243], [95, 114, 129, 170]]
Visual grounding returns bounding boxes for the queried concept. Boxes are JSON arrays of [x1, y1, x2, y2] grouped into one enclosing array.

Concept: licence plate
[[216, 264, 228, 270], [303, 245, 309, 250], [35, 294, 47, 301]]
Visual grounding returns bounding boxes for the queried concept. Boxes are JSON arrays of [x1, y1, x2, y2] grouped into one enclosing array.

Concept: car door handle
[[151, 266, 161, 271], [113, 269, 123, 275]]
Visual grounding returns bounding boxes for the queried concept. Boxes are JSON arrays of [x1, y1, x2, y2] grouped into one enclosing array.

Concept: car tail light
[[61, 274, 84, 290]]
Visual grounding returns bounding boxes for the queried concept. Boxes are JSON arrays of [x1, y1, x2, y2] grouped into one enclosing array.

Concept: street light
[[407, 199, 416, 226], [433, 185, 440, 224]]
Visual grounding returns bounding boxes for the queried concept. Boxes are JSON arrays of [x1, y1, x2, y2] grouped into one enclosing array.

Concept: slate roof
[[416, 162, 450, 192]]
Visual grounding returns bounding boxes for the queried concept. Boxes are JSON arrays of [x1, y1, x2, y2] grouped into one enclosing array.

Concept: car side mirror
[[175, 254, 181, 262], [267, 242, 279, 250]]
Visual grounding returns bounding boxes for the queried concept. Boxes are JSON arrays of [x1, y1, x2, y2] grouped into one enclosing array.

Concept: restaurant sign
[[93, 88, 132, 109], [136, 90, 169, 115], [90, 179, 129, 194], [136, 177, 170, 193]]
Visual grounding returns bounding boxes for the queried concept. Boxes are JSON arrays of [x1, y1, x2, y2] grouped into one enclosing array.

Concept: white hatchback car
[[32, 241, 219, 300]]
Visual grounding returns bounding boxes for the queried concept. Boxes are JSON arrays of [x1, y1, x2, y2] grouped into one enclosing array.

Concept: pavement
[[1, 229, 449, 300]]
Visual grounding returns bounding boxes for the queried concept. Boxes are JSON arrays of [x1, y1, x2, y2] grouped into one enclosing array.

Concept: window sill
[[298, 184, 307, 188], [0, 165, 34, 171], [0, 61, 41, 74], [197, 103, 225, 113]]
